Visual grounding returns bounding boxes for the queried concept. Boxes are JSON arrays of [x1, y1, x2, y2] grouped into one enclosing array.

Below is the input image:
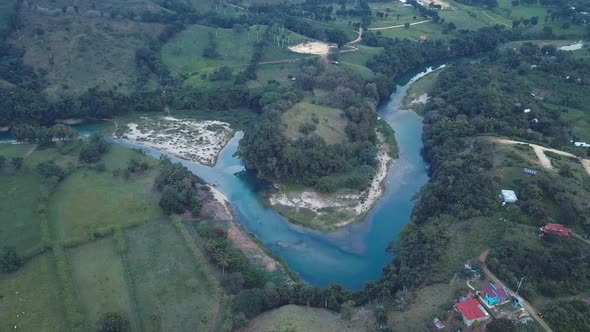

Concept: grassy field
[[163, 24, 310, 87], [0, 144, 43, 254], [0, 169, 42, 253], [48, 146, 163, 243], [68, 237, 138, 330], [281, 101, 348, 145], [369, 1, 421, 28], [0, 135, 226, 331], [242, 304, 371, 332], [375, 21, 450, 41], [11, 8, 163, 95], [337, 45, 382, 79], [0, 253, 68, 331], [125, 219, 219, 331]]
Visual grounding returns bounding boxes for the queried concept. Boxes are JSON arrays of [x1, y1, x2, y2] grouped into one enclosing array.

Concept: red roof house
[[455, 298, 489, 326], [541, 223, 572, 237]]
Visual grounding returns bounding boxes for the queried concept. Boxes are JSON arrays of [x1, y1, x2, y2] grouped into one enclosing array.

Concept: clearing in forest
[[281, 101, 348, 145]]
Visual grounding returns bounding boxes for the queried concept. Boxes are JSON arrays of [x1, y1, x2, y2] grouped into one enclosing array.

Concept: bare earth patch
[[417, 0, 450, 9], [288, 41, 335, 55], [117, 116, 232, 166], [269, 136, 392, 228]]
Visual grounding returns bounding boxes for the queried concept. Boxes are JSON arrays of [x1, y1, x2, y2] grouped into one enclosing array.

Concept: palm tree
[[212, 250, 231, 274]]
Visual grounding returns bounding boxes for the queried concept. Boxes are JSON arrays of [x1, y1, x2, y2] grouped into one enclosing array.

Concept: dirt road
[[479, 250, 554, 332], [573, 233, 590, 247], [368, 20, 431, 31], [492, 138, 590, 176]]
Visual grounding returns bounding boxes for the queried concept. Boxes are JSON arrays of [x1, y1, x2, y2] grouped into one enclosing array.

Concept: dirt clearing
[[288, 41, 335, 55]]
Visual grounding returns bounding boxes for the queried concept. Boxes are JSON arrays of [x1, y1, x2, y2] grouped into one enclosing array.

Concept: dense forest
[[237, 60, 381, 191], [367, 43, 590, 311]]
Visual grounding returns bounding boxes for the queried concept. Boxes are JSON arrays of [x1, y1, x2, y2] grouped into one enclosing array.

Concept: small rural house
[[540, 223, 572, 237], [501, 190, 518, 204], [455, 294, 489, 326], [482, 283, 510, 306], [574, 142, 590, 148], [523, 168, 538, 175]]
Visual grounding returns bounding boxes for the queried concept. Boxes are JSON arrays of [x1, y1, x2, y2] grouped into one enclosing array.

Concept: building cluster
[[450, 281, 529, 329]]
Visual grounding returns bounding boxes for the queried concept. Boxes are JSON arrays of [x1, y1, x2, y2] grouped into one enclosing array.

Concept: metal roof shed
[[501, 190, 518, 203]]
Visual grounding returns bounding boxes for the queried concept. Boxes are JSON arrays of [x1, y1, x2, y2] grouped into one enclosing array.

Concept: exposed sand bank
[[116, 116, 233, 166], [269, 138, 393, 228]]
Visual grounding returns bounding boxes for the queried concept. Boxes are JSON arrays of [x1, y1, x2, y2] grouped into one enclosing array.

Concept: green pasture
[[337, 45, 381, 79], [0, 170, 42, 254], [163, 24, 315, 87], [48, 146, 163, 243], [369, 1, 421, 28], [0, 144, 43, 254], [162, 24, 257, 74], [0, 143, 32, 157], [251, 61, 302, 86], [0, 253, 68, 331], [375, 21, 449, 41], [124, 220, 218, 331], [281, 101, 348, 145], [68, 237, 138, 330]]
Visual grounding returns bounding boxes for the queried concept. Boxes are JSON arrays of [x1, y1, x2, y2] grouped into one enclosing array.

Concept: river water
[[1, 65, 439, 290]]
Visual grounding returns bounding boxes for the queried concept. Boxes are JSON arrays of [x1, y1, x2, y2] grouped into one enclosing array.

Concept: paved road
[[479, 250, 554, 332]]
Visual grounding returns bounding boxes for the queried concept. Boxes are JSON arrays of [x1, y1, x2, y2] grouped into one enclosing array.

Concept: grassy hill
[[11, 7, 163, 95]]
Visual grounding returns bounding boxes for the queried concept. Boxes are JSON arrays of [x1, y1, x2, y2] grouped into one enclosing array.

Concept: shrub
[[97, 312, 130, 332], [0, 246, 23, 273], [37, 160, 66, 181]]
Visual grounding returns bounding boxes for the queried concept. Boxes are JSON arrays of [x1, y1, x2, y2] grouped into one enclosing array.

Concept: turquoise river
[[0, 65, 439, 290], [114, 66, 441, 290]]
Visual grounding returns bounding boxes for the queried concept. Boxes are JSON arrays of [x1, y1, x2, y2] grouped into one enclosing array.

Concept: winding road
[[492, 138, 590, 176]]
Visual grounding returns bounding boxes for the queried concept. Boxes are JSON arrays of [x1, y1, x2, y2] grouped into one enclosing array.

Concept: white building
[[574, 142, 590, 148]]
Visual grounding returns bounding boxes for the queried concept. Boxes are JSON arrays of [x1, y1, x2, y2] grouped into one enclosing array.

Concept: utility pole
[[516, 277, 525, 295]]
